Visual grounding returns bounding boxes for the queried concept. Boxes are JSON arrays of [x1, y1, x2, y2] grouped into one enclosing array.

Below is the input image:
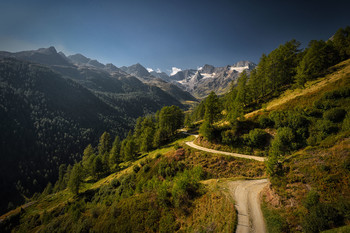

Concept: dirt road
[[185, 136, 266, 162], [226, 179, 268, 233], [185, 134, 268, 232]]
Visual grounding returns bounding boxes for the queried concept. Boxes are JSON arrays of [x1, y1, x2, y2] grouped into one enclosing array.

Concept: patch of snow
[[170, 67, 182, 76], [177, 80, 187, 84], [146, 68, 154, 72], [230, 66, 249, 73], [201, 73, 216, 79]]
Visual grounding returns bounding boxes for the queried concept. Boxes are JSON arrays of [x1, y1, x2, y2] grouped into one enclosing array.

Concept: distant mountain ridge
[[167, 61, 256, 98]]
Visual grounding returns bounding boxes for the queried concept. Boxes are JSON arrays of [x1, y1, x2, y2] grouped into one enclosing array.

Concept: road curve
[[227, 179, 268, 233], [185, 136, 266, 162]]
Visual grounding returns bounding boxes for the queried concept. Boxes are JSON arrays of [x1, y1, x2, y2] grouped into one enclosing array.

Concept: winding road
[[186, 135, 268, 233], [185, 135, 266, 162]]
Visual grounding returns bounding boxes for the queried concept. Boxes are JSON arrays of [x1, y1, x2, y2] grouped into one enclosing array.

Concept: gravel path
[[186, 134, 268, 232], [185, 136, 266, 162], [224, 179, 268, 233]]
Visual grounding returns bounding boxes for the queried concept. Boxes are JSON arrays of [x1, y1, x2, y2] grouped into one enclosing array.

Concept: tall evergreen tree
[[204, 91, 221, 124], [139, 117, 155, 152], [109, 136, 121, 171], [332, 26, 350, 60], [68, 163, 82, 195], [98, 132, 111, 172], [92, 156, 104, 179], [82, 144, 95, 173], [54, 164, 67, 192], [158, 105, 184, 137]]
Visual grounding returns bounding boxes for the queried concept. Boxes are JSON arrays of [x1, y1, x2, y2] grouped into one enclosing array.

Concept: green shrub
[[269, 111, 308, 130], [243, 128, 269, 148], [143, 164, 150, 173], [111, 178, 121, 188], [133, 165, 140, 173], [91, 206, 101, 218], [342, 113, 350, 131], [199, 121, 215, 141], [173, 143, 181, 150], [261, 202, 288, 233], [221, 129, 239, 145], [302, 190, 343, 232], [259, 115, 274, 128], [314, 99, 335, 110], [324, 108, 347, 123], [159, 212, 176, 233], [323, 87, 350, 100]]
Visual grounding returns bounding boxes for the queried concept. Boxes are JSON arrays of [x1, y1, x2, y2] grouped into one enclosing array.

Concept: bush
[[173, 143, 181, 150], [259, 115, 274, 128], [243, 128, 269, 148], [314, 99, 335, 110], [308, 119, 339, 146], [323, 108, 347, 123], [133, 165, 140, 173], [221, 129, 239, 145], [143, 164, 151, 173], [111, 178, 121, 188], [159, 212, 176, 233], [342, 113, 350, 131], [199, 121, 215, 141], [269, 127, 296, 157], [269, 111, 308, 130]]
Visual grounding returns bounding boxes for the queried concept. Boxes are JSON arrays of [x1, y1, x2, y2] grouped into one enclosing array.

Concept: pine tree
[[295, 40, 338, 87], [158, 105, 184, 137], [68, 163, 82, 195], [98, 132, 111, 172], [92, 156, 104, 179], [332, 26, 350, 60], [123, 139, 136, 161], [204, 91, 221, 124], [82, 144, 95, 172], [109, 136, 121, 171]]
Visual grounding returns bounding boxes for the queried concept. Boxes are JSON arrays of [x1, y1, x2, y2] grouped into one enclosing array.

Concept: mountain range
[[120, 60, 256, 99], [119, 61, 256, 99]]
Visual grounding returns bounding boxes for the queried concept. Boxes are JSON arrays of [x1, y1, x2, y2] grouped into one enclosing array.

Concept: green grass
[[322, 225, 350, 233], [261, 200, 288, 233]]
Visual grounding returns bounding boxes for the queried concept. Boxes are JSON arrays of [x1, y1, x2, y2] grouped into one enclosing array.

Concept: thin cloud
[[156, 68, 162, 73]]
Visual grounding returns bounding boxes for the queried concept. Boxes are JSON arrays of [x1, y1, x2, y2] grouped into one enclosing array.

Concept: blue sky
[[1, 0, 350, 74]]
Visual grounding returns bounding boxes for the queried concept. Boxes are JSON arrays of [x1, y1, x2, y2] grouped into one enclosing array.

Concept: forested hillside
[[185, 26, 350, 232], [0, 55, 187, 214]]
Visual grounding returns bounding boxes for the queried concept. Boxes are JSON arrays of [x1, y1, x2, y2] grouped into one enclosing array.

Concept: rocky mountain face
[[0, 46, 73, 67], [119, 64, 197, 102], [150, 71, 171, 82], [168, 61, 256, 98]]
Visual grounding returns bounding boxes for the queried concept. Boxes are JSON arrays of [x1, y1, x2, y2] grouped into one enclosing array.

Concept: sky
[[1, 0, 350, 74]]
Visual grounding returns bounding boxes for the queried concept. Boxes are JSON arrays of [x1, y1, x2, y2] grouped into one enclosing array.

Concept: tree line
[[188, 26, 350, 126]]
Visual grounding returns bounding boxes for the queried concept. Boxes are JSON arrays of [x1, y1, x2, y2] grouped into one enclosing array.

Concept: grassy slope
[[1, 133, 266, 232], [246, 58, 350, 118], [255, 59, 350, 232]]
